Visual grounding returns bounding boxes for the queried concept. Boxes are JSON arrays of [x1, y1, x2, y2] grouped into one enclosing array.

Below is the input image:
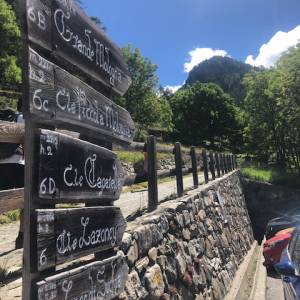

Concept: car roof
[[267, 215, 300, 226]]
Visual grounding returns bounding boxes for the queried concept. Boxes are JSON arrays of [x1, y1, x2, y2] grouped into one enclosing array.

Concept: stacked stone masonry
[[117, 172, 254, 300]]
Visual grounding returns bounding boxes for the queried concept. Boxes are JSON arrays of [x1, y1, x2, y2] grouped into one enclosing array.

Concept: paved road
[[266, 269, 284, 300], [116, 173, 206, 217]]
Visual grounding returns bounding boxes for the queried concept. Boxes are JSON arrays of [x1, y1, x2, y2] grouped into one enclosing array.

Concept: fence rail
[[0, 122, 238, 214]]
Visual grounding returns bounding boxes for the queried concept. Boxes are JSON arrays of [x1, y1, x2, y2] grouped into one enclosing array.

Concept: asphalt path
[[115, 173, 206, 218], [266, 268, 284, 300]]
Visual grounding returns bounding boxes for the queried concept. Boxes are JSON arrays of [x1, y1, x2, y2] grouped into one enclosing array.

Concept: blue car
[[275, 227, 300, 300]]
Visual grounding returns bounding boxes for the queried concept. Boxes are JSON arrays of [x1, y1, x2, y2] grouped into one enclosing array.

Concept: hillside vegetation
[[185, 56, 256, 105]]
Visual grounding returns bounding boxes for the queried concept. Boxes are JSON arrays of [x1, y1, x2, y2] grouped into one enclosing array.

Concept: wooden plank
[[26, 0, 131, 96], [28, 48, 135, 144], [36, 207, 126, 271], [0, 188, 24, 214], [26, 0, 52, 51], [36, 252, 129, 300], [38, 129, 125, 202], [0, 121, 25, 144]]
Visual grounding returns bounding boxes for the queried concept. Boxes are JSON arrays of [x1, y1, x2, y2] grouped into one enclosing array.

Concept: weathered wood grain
[[26, 0, 131, 96], [0, 121, 25, 144], [28, 48, 135, 144], [0, 188, 24, 214], [36, 207, 126, 271], [38, 129, 125, 202], [36, 252, 129, 300]]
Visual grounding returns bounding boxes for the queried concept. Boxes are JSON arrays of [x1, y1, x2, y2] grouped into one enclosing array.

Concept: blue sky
[[81, 0, 300, 90]]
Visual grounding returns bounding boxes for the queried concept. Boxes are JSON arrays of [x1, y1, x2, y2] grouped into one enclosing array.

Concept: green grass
[[115, 150, 173, 163], [0, 210, 20, 225], [241, 165, 300, 189]]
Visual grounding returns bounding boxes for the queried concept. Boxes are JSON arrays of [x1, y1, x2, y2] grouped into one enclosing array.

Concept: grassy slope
[[241, 165, 300, 189]]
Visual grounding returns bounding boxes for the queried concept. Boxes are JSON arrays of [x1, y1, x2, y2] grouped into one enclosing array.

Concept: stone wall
[[117, 172, 254, 300], [242, 178, 300, 241]]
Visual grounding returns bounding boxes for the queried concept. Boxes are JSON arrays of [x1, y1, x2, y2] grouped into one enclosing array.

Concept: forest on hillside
[[1, 0, 300, 174]]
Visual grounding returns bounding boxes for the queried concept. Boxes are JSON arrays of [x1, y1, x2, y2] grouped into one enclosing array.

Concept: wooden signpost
[[39, 130, 125, 202], [29, 48, 135, 144], [37, 207, 126, 271], [20, 0, 133, 298], [36, 252, 129, 300], [26, 0, 132, 96]]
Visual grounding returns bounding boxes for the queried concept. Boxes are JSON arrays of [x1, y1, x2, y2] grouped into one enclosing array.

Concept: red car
[[263, 228, 294, 267]]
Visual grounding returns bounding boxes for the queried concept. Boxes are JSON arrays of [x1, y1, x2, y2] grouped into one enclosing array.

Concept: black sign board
[[36, 207, 126, 271], [36, 252, 129, 300], [39, 129, 125, 202], [26, 0, 132, 96], [29, 48, 135, 144]]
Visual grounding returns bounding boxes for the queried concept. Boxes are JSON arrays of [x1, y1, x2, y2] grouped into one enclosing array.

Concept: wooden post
[[223, 154, 228, 174], [228, 155, 232, 172], [215, 153, 221, 178], [235, 155, 238, 169], [209, 151, 216, 180], [22, 120, 39, 300], [202, 149, 209, 184], [190, 146, 199, 188], [174, 142, 184, 196], [219, 154, 224, 175], [147, 136, 158, 211], [231, 155, 235, 170]]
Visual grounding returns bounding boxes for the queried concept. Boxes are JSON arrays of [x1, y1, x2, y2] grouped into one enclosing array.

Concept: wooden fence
[[0, 122, 237, 215]]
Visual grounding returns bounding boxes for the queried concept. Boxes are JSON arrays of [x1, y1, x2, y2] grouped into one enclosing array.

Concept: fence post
[[223, 154, 228, 173], [228, 155, 232, 172], [147, 136, 158, 211], [209, 151, 216, 180], [231, 155, 235, 170], [202, 149, 209, 184], [190, 146, 199, 188], [235, 155, 238, 169], [220, 154, 224, 175], [215, 153, 221, 177], [174, 142, 184, 197]]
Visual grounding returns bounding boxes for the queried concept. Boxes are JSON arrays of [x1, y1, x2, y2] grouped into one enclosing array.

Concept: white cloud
[[246, 25, 300, 68], [164, 85, 182, 93], [184, 48, 229, 73]]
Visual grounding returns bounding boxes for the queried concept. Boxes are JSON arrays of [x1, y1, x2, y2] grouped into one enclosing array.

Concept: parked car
[[263, 228, 294, 267], [275, 227, 300, 300], [265, 215, 300, 240]]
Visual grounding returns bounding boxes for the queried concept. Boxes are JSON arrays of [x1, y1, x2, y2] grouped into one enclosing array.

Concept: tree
[[0, 0, 21, 91], [242, 44, 300, 173], [115, 45, 173, 134], [185, 56, 257, 105], [169, 81, 240, 150], [242, 70, 280, 162]]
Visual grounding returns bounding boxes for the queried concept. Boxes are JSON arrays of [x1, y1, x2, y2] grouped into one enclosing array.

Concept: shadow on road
[[266, 266, 281, 278]]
